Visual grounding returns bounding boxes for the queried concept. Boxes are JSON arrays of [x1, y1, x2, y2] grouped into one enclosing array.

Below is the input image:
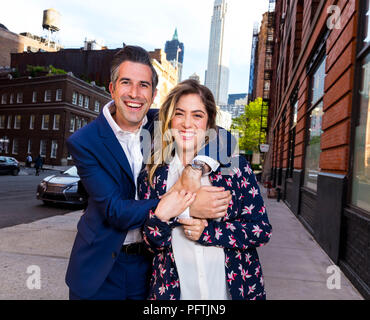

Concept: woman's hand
[[155, 190, 196, 222], [179, 217, 208, 241], [170, 165, 202, 193]]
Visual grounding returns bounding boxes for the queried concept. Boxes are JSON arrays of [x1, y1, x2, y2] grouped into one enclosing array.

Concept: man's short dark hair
[[110, 45, 158, 95]]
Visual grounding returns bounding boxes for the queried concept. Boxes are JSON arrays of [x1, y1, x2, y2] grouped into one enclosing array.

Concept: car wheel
[[12, 168, 19, 176]]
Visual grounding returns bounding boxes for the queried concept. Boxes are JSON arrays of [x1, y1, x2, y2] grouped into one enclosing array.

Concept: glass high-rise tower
[[205, 0, 229, 106], [164, 28, 184, 81]]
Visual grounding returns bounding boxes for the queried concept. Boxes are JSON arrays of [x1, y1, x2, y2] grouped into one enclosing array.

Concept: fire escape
[[259, 0, 276, 145]]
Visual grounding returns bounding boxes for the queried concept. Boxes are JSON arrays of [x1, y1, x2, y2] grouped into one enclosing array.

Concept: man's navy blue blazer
[[65, 108, 236, 298], [65, 109, 159, 298]]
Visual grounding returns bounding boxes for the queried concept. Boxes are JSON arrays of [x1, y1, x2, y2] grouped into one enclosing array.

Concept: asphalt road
[[0, 167, 82, 229]]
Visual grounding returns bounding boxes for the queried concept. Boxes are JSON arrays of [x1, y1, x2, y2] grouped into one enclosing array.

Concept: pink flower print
[[228, 198, 234, 208], [202, 231, 211, 243], [241, 176, 250, 189], [144, 186, 151, 199], [238, 264, 252, 281], [225, 255, 230, 267], [149, 210, 155, 219], [252, 225, 263, 238], [245, 253, 252, 265], [255, 265, 261, 278], [215, 227, 223, 240], [214, 172, 222, 182], [162, 180, 167, 190], [170, 294, 176, 300], [242, 204, 255, 215], [228, 235, 237, 247], [235, 250, 242, 260], [239, 284, 244, 298], [148, 226, 162, 237], [248, 284, 256, 295], [244, 164, 252, 175], [259, 206, 266, 215], [242, 229, 248, 240], [225, 178, 232, 187], [227, 270, 237, 284], [226, 222, 236, 232], [158, 283, 167, 295], [249, 186, 259, 198], [233, 167, 242, 178]]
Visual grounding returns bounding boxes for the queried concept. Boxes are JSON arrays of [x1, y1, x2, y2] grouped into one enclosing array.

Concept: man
[[65, 45, 232, 300]]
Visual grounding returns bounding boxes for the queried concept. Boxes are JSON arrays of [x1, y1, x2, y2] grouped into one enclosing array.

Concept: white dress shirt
[[167, 154, 230, 300], [103, 101, 146, 244]]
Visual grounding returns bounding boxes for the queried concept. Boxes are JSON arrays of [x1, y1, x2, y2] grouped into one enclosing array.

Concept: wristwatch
[[187, 160, 207, 175]]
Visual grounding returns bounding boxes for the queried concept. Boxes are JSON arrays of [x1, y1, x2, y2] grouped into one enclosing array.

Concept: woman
[[137, 79, 272, 300]]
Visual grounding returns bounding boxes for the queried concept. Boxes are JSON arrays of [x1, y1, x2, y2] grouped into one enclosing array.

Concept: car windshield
[[63, 166, 78, 177]]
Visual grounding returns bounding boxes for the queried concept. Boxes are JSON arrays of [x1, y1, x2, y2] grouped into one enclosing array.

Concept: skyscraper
[[205, 0, 229, 106], [164, 28, 184, 81]]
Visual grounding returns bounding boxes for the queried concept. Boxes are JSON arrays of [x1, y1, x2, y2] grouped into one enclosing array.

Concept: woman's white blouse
[[167, 154, 230, 300]]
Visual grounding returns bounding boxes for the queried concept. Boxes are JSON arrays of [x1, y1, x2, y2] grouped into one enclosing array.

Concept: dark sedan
[[36, 166, 88, 206], [0, 156, 20, 176]]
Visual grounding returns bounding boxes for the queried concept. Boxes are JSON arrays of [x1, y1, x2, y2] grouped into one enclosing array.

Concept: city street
[[0, 167, 80, 229]]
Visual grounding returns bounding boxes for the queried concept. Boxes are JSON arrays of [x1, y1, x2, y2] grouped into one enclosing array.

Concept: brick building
[[0, 74, 111, 166], [264, 0, 369, 298], [10, 47, 179, 103], [0, 24, 61, 68]]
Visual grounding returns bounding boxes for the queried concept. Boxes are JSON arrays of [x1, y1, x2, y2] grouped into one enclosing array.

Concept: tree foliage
[[231, 97, 267, 152]]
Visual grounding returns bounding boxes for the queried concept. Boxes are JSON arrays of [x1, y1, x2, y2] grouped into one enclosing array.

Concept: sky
[[1, 0, 270, 94]]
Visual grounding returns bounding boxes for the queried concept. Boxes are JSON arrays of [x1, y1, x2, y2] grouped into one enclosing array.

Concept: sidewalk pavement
[[0, 186, 364, 300]]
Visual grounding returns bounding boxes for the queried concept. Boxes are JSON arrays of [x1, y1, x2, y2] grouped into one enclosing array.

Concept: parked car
[[0, 156, 20, 176], [36, 166, 88, 206]]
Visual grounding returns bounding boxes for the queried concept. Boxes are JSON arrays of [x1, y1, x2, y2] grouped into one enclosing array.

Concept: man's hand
[[190, 186, 231, 220], [179, 217, 208, 241], [171, 165, 202, 193], [154, 190, 196, 222]]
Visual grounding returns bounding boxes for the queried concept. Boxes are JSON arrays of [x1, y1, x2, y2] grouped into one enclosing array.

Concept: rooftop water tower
[[42, 8, 61, 47]]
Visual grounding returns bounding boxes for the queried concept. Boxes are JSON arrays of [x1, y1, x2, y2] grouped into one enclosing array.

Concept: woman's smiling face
[[170, 93, 209, 156]]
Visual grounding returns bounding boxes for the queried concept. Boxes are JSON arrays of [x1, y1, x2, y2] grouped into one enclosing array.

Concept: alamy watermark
[[26, 265, 41, 290], [327, 5, 342, 30], [326, 265, 341, 290]]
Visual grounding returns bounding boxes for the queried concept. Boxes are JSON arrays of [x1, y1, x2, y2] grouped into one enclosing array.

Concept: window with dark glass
[[303, 56, 326, 191], [351, 1, 370, 213], [287, 95, 298, 178]]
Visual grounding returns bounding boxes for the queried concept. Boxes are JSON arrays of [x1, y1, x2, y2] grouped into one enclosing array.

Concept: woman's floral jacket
[[137, 155, 272, 300]]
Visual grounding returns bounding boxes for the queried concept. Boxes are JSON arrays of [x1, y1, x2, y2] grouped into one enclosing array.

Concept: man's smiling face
[[109, 61, 157, 132]]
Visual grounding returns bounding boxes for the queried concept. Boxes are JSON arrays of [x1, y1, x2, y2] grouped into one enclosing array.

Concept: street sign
[[259, 144, 270, 153]]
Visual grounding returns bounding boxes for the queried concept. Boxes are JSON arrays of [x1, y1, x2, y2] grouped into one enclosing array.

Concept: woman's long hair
[[148, 79, 218, 186]]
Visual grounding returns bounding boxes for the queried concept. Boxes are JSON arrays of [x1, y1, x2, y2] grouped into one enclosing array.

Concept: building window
[[41, 115, 49, 130], [94, 100, 100, 112], [16, 93, 23, 104], [9, 94, 14, 104], [351, 2, 370, 212], [32, 91, 37, 103], [84, 96, 89, 109], [7, 116, 12, 129], [51, 140, 58, 158], [27, 139, 32, 154], [76, 117, 82, 130], [29, 115, 35, 130], [40, 140, 47, 157], [53, 114, 60, 130], [44, 90, 52, 102], [69, 116, 75, 132], [0, 115, 5, 129], [12, 138, 18, 155], [14, 115, 21, 129], [303, 56, 326, 191], [56, 89, 62, 101], [1, 94, 6, 104], [72, 92, 78, 105], [78, 94, 84, 107], [287, 93, 298, 178]]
